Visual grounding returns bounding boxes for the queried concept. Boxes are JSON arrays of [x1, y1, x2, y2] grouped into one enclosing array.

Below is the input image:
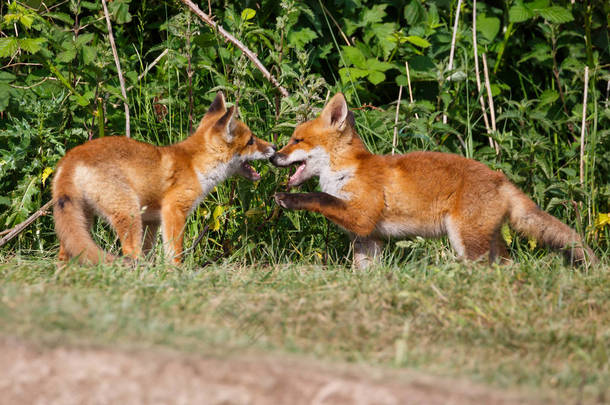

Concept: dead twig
[[178, 0, 289, 98], [482, 53, 497, 143], [319, 2, 352, 46], [579, 66, 589, 187], [472, 0, 499, 154], [125, 49, 169, 92], [443, 0, 462, 124], [0, 201, 53, 247], [392, 85, 403, 155], [101, 0, 130, 137], [405, 61, 419, 120], [352, 104, 382, 111]]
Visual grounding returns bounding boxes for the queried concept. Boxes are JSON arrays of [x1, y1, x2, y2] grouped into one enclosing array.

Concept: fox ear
[[206, 91, 226, 115], [214, 105, 237, 142], [321, 93, 349, 132]]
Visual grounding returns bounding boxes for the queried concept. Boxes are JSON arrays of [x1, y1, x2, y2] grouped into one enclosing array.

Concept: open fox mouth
[[239, 161, 261, 181], [288, 161, 307, 187]]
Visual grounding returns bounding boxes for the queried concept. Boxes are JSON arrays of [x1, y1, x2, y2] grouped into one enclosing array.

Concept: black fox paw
[[274, 192, 299, 210]]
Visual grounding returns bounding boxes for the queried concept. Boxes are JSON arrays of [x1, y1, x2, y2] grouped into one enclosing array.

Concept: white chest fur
[[308, 147, 355, 200], [191, 157, 239, 213]]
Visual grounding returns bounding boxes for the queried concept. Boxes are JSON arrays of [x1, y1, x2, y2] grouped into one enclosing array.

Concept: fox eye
[[247, 136, 254, 145], [293, 138, 303, 144]]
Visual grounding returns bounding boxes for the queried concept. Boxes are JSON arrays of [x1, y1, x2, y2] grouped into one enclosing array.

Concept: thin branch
[[579, 66, 589, 186], [178, 0, 289, 97], [125, 49, 169, 92], [443, 0, 462, 124], [472, 0, 498, 154], [186, 16, 194, 133], [392, 85, 403, 155], [319, 2, 352, 46], [2, 62, 43, 69], [352, 104, 382, 111], [482, 53, 497, 137], [101, 0, 130, 137], [9, 77, 51, 89], [405, 61, 419, 120], [0, 201, 53, 247]]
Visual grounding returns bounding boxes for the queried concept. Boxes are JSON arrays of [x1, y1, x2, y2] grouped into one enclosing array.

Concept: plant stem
[[101, 0, 130, 137], [443, 0, 462, 124], [472, 0, 498, 154], [579, 66, 589, 186], [405, 61, 418, 120], [392, 85, 403, 155]]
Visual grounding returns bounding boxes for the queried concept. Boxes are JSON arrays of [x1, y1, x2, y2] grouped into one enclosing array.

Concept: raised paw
[[274, 192, 301, 210]]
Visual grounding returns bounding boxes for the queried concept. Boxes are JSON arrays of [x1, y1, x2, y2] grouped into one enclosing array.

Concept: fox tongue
[[288, 162, 306, 187]]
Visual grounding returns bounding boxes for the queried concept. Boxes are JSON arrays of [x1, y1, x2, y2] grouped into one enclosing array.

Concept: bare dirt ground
[[0, 338, 549, 405]]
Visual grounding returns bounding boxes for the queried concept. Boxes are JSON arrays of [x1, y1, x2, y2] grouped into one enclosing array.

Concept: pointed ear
[[206, 91, 226, 115], [320, 93, 349, 132], [214, 105, 237, 142]]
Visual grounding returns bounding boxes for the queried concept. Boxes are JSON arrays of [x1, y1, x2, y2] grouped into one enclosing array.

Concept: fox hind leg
[[489, 227, 510, 264], [352, 236, 384, 270]]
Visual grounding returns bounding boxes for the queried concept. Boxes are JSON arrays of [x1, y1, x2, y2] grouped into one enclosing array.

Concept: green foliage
[[0, 0, 608, 265]]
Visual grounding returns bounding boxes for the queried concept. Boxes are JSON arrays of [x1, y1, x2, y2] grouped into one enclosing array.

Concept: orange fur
[[52, 92, 275, 264], [272, 93, 598, 268]]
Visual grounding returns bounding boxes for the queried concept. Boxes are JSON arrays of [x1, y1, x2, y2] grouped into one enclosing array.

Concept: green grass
[[1, 253, 608, 402]]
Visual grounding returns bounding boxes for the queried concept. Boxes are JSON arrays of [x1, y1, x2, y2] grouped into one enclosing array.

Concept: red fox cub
[[53, 92, 275, 264], [271, 93, 597, 269]]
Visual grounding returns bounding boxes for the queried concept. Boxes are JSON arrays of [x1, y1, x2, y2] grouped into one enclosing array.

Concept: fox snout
[[270, 152, 288, 167]]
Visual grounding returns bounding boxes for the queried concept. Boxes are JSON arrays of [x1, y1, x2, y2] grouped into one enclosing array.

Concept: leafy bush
[[0, 0, 608, 263]]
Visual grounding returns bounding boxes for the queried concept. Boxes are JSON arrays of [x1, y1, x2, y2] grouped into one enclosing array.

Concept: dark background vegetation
[[0, 0, 608, 264]]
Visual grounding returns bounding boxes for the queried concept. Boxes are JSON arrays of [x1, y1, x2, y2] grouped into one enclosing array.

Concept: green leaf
[[405, 35, 431, 48], [365, 58, 394, 72], [0, 72, 16, 82], [538, 7, 574, 24], [57, 48, 76, 63], [75, 33, 95, 48], [109, 0, 131, 24], [0, 38, 19, 58], [404, 0, 426, 25], [338, 67, 369, 84], [538, 89, 559, 105], [0, 83, 10, 112], [241, 8, 256, 21], [509, 2, 534, 23], [362, 4, 387, 25], [47, 12, 74, 24], [367, 70, 385, 85], [19, 38, 46, 54], [341, 46, 366, 68], [477, 15, 500, 42], [19, 14, 34, 28], [288, 28, 318, 49], [371, 22, 397, 58], [82, 45, 96, 65]]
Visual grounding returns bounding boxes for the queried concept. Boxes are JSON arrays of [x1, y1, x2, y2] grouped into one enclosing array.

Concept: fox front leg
[[274, 192, 379, 236]]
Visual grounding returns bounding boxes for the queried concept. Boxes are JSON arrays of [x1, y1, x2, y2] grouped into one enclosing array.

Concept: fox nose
[[270, 153, 280, 166]]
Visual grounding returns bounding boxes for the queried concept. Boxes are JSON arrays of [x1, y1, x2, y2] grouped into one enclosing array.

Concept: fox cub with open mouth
[[271, 93, 597, 269], [53, 92, 275, 264]]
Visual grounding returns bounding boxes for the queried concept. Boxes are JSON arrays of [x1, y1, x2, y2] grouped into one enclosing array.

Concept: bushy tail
[[502, 183, 598, 266], [53, 192, 113, 264]]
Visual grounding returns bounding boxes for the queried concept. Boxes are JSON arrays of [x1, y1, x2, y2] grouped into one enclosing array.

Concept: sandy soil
[[0, 338, 549, 405]]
